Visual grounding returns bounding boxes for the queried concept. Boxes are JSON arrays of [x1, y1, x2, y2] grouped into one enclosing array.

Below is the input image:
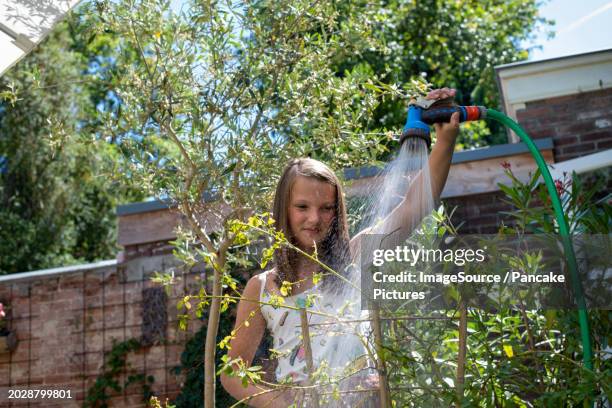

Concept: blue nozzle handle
[[400, 105, 432, 147]]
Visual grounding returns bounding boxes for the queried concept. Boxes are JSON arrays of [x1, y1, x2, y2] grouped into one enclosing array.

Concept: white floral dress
[[257, 271, 374, 387]]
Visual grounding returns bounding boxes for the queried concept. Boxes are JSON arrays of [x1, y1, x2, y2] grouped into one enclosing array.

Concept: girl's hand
[[434, 111, 460, 147], [426, 87, 455, 103], [427, 87, 460, 147]]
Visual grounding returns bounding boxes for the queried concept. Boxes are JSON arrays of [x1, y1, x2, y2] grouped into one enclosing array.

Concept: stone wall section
[[0, 256, 209, 407]]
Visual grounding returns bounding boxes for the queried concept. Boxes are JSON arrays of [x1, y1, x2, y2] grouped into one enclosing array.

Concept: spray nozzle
[[399, 96, 487, 148]]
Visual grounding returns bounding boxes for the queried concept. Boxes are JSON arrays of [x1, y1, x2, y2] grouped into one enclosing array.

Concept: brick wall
[[0, 256, 213, 408], [122, 241, 175, 263], [516, 88, 612, 162], [444, 191, 516, 234]]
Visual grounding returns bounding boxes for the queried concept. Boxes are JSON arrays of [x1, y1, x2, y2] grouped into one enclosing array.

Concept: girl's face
[[288, 176, 337, 251]]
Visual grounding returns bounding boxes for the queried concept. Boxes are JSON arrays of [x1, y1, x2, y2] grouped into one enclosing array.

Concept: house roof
[[495, 48, 612, 121]]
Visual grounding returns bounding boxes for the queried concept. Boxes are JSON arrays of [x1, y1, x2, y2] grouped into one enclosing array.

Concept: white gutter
[[548, 149, 612, 180]]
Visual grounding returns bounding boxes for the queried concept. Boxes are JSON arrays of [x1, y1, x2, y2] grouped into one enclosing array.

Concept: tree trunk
[[204, 259, 224, 408], [371, 306, 391, 407], [299, 307, 320, 407]]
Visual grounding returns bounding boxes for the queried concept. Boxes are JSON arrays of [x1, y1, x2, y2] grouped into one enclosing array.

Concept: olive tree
[[91, 0, 397, 405]]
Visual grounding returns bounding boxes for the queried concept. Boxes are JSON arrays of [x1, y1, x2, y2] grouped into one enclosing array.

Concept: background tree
[[0, 7, 148, 275], [330, 0, 550, 148], [89, 0, 399, 405], [0, 24, 141, 274]]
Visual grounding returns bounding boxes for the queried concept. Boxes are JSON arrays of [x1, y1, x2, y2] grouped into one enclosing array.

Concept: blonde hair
[[272, 158, 350, 292]]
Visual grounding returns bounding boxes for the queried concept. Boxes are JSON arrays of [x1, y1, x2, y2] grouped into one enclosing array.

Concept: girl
[[221, 88, 460, 407]]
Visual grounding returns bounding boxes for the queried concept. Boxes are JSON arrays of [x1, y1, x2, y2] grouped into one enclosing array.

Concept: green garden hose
[[486, 109, 594, 372]]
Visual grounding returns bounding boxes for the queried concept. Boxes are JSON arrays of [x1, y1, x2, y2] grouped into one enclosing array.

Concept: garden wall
[[0, 255, 216, 407]]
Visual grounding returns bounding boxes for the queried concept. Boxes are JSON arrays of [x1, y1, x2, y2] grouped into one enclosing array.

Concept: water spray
[[397, 97, 594, 378]]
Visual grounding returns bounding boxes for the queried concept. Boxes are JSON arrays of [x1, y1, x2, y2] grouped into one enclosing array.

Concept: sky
[[526, 0, 612, 61]]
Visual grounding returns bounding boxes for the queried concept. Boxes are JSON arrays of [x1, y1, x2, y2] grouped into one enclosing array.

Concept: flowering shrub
[[381, 166, 611, 406]]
